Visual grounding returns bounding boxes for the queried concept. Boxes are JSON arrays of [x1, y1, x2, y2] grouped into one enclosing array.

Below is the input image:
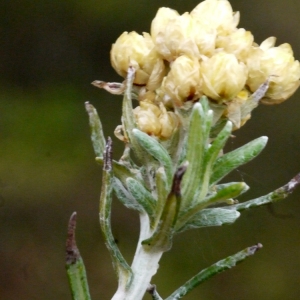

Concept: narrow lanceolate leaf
[[95, 157, 142, 186], [155, 167, 169, 225], [113, 177, 144, 213], [100, 138, 132, 288], [197, 121, 232, 201], [121, 67, 145, 163], [126, 177, 156, 227], [228, 173, 300, 212], [142, 165, 187, 252], [210, 136, 268, 185], [85, 102, 106, 158], [176, 208, 240, 233], [133, 128, 173, 188], [66, 212, 91, 300], [175, 182, 247, 232], [181, 103, 213, 207], [165, 244, 263, 300]]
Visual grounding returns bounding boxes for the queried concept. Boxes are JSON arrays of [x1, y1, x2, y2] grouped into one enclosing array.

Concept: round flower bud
[[151, 7, 180, 43], [246, 38, 300, 104], [151, 12, 200, 61], [110, 31, 164, 86], [200, 52, 248, 102], [161, 55, 202, 106], [191, 0, 239, 36], [216, 28, 254, 62], [133, 101, 178, 139]]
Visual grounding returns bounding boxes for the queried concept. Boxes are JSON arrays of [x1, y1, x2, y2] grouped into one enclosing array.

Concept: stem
[[111, 213, 164, 300]]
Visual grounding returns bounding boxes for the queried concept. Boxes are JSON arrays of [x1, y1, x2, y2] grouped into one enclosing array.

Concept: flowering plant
[[65, 1, 300, 299]]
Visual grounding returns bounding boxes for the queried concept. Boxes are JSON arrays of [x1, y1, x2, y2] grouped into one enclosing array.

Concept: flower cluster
[[109, 0, 300, 137]]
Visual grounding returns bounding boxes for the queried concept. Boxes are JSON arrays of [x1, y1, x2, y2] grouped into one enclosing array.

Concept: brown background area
[[1, 0, 300, 299]]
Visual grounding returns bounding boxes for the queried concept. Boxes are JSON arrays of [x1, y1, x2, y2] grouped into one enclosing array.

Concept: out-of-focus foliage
[[0, 1, 300, 299]]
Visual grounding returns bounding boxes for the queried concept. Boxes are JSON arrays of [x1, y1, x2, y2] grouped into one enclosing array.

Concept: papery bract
[[191, 0, 239, 36]]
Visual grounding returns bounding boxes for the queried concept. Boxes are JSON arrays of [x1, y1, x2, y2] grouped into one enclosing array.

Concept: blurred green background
[[1, 0, 300, 299]]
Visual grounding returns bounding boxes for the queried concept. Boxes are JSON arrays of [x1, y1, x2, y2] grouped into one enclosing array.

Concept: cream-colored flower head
[[151, 12, 199, 61], [246, 37, 300, 104], [151, 8, 216, 61], [161, 55, 202, 107], [200, 52, 248, 102], [133, 101, 178, 139], [110, 31, 165, 88], [191, 0, 239, 36], [216, 28, 254, 62]]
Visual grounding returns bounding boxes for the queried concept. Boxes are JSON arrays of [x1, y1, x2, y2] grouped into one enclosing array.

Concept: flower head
[[161, 55, 202, 107], [133, 101, 178, 139], [246, 38, 300, 104], [191, 0, 239, 36], [110, 31, 165, 88], [200, 52, 248, 102]]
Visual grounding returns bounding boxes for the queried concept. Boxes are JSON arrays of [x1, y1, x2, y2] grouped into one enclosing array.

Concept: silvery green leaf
[[126, 177, 156, 226], [133, 129, 173, 188], [176, 182, 246, 231], [113, 177, 144, 213], [195, 121, 232, 201], [210, 136, 268, 185], [181, 103, 213, 207], [165, 243, 262, 300], [85, 102, 106, 158], [176, 208, 240, 233], [122, 67, 147, 163], [155, 167, 169, 224], [227, 173, 300, 212], [100, 138, 132, 287]]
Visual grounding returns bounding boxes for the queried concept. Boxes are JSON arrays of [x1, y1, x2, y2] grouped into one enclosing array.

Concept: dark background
[[1, 0, 300, 299]]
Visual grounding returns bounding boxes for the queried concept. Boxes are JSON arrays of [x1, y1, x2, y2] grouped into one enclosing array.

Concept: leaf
[[165, 243, 263, 300], [126, 177, 156, 227], [142, 165, 187, 252], [210, 136, 268, 185], [196, 121, 232, 201], [99, 138, 132, 288], [176, 208, 240, 232], [66, 212, 91, 300], [113, 177, 144, 213], [181, 103, 213, 207], [121, 67, 147, 163], [85, 102, 106, 157], [227, 173, 300, 212], [133, 129, 173, 188]]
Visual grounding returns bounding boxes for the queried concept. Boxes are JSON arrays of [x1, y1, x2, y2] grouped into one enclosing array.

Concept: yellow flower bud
[[191, 0, 239, 36], [151, 7, 180, 43], [158, 103, 179, 139], [133, 101, 178, 139], [200, 52, 248, 102], [151, 12, 200, 61], [216, 28, 254, 62], [110, 31, 164, 87], [246, 38, 300, 104], [161, 55, 202, 107]]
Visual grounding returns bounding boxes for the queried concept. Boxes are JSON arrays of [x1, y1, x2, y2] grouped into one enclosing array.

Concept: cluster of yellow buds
[[109, 0, 300, 137]]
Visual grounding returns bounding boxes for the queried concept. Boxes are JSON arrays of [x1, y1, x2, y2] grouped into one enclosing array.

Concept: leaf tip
[[66, 212, 80, 265]]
